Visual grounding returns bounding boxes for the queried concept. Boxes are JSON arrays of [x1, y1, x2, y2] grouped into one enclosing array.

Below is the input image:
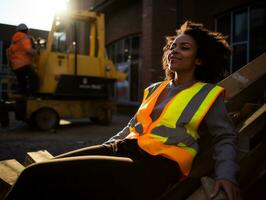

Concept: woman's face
[[168, 34, 200, 75]]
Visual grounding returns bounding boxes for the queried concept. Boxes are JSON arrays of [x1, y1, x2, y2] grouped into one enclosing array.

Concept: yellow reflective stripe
[[186, 86, 225, 139], [149, 133, 168, 143], [177, 142, 197, 157], [158, 82, 206, 128], [129, 126, 135, 133]]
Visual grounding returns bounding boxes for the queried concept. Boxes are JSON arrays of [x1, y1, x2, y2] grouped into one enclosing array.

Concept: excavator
[[0, 10, 126, 130]]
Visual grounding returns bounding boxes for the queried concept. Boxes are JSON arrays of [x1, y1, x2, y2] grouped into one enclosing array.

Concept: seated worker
[[5, 21, 240, 200], [7, 23, 39, 96]]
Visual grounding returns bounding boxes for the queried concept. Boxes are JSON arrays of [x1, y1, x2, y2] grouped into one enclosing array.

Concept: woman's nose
[[169, 48, 178, 55], [170, 45, 180, 53]]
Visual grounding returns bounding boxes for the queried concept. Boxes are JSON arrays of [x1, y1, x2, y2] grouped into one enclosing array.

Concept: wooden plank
[[0, 159, 25, 200], [219, 53, 266, 100], [24, 150, 53, 167], [0, 159, 24, 186], [225, 75, 266, 112], [238, 104, 266, 133], [237, 105, 266, 159]]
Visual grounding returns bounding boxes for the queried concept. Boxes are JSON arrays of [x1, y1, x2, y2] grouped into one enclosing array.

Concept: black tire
[[33, 108, 59, 131]]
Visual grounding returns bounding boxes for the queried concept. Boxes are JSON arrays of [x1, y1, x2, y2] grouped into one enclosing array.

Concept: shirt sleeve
[[103, 117, 135, 144], [203, 95, 239, 185]]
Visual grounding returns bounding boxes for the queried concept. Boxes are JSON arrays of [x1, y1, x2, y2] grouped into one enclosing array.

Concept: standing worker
[[7, 23, 39, 96]]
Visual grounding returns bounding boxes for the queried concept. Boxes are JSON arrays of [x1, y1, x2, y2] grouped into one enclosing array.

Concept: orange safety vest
[[8, 32, 34, 70], [127, 80, 225, 176]]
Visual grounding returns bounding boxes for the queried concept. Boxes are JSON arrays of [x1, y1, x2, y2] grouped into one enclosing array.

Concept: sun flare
[[2, 0, 71, 31], [30, 0, 70, 30]]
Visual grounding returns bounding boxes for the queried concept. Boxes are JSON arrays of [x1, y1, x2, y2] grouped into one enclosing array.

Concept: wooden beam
[[0, 159, 24, 200], [219, 53, 266, 100], [24, 150, 53, 167]]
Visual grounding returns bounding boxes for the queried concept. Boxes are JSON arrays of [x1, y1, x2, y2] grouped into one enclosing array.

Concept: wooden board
[[24, 150, 53, 166], [219, 53, 266, 100], [0, 159, 24, 200], [0, 159, 24, 186]]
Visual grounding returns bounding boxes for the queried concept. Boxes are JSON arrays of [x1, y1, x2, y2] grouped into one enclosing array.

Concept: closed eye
[[180, 45, 190, 50]]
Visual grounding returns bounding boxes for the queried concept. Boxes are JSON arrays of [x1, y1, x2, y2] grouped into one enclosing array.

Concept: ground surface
[[0, 113, 131, 163]]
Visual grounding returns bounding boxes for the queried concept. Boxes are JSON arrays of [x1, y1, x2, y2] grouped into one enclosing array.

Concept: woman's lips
[[169, 56, 181, 64]]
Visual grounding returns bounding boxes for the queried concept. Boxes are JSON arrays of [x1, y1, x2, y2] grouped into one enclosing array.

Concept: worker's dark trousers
[[13, 65, 39, 96], [5, 139, 182, 200]]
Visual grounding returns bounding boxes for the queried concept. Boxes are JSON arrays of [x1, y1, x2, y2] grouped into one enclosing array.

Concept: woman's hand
[[210, 179, 240, 200]]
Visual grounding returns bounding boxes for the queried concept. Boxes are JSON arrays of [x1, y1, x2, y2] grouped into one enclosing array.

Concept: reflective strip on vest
[[132, 81, 224, 176], [185, 85, 225, 138]]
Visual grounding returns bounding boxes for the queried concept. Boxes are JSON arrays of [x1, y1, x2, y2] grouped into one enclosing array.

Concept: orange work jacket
[[7, 32, 34, 70]]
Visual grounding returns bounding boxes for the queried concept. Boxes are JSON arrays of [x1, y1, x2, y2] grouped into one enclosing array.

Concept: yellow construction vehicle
[[0, 10, 126, 130]]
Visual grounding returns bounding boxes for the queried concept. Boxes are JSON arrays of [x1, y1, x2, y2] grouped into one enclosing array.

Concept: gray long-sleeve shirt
[[105, 81, 239, 184]]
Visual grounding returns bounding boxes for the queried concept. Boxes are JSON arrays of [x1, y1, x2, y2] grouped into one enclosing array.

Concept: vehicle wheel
[[33, 108, 59, 131]]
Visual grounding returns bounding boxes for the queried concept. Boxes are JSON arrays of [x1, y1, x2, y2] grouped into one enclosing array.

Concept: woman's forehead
[[172, 34, 196, 45]]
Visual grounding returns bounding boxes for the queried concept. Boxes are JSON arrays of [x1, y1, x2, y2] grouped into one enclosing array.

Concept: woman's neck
[[173, 72, 196, 86]]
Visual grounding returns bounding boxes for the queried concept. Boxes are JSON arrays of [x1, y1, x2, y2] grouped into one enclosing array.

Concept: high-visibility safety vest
[[127, 80, 225, 176], [8, 32, 34, 70]]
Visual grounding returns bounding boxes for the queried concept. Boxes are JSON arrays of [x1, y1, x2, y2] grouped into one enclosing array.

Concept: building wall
[[142, 0, 177, 90], [105, 1, 142, 44]]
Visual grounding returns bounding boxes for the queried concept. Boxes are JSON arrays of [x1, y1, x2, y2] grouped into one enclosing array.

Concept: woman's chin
[[168, 65, 178, 72]]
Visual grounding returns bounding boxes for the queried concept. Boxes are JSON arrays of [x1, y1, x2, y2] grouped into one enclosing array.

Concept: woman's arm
[[204, 95, 240, 199], [103, 117, 135, 144]]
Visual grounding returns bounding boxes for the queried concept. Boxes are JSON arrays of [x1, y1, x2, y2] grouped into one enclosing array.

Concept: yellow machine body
[[36, 10, 125, 94]]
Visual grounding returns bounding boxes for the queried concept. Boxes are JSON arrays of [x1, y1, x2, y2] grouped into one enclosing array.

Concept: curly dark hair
[[162, 21, 231, 83]]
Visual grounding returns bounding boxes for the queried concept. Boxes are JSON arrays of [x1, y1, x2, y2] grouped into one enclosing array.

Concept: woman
[[5, 21, 240, 200]]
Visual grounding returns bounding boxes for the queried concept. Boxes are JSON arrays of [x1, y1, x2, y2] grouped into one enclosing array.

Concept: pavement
[[0, 113, 132, 163]]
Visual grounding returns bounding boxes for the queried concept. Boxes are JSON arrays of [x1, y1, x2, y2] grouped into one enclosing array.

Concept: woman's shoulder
[[147, 81, 163, 88], [145, 81, 165, 92], [203, 82, 224, 88]]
